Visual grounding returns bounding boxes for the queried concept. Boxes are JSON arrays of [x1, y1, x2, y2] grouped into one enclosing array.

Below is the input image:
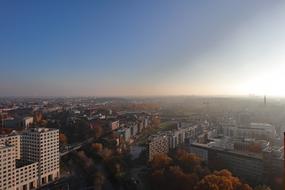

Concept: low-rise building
[[108, 120, 120, 131], [220, 122, 276, 141], [117, 127, 131, 142], [21, 117, 34, 128], [190, 137, 283, 188]]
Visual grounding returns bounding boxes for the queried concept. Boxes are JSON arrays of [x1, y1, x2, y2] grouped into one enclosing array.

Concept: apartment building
[[0, 144, 38, 190], [0, 128, 60, 190], [15, 160, 38, 190], [0, 144, 16, 190], [147, 122, 200, 161], [0, 135, 21, 159], [148, 134, 169, 161], [21, 128, 60, 186]]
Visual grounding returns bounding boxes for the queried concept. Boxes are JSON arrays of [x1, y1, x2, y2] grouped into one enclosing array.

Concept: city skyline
[[1, 1, 285, 97]]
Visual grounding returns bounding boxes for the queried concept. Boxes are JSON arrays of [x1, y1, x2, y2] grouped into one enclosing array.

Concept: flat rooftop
[[191, 142, 263, 159], [28, 127, 58, 133]]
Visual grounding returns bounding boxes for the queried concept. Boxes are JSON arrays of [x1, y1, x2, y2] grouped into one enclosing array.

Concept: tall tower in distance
[[264, 95, 267, 106], [283, 132, 285, 190]]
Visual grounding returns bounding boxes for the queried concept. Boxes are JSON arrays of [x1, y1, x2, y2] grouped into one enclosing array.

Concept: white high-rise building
[[0, 144, 16, 190], [21, 128, 60, 186], [0, 128, 60, 190]]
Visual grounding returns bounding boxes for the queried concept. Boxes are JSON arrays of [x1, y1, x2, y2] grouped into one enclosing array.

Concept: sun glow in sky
[[0, 0, 285, 97], [239, 65, 285, 97]]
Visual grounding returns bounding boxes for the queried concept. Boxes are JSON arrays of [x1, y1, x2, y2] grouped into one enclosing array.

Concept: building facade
[[220, 122, 276, 141], [21, 128, 60, 186], [21, 117, 34, 128], [0, 128, 60, 190], [190, 140, 284, 188], [148, 134, 169, 161]]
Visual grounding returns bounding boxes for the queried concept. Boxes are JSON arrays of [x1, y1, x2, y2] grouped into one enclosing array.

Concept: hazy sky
[[1, 0, 285, 97]]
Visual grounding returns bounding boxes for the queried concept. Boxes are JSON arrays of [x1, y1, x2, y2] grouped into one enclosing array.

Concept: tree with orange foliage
[[150, 154, 172, 169], [59, 133, 68, 145], [94, 126, 103, 139], [76, 150, 94, 169], [151, 115, 161, 127], [34, 111, 43, 124], [168, 166, 199, 190], [150, 165, 199, 190], [149, 149, 253, 190], [92, 143, 103, 152], [195, 169, 252, 190], [100, 148, 113, 161], [176, 149, 203, 173]]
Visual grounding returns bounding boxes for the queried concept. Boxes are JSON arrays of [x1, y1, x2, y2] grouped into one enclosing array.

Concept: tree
[[100, 148, 113, 161], [151, 169, 165, 189], [34, 111, 43, 123], [95, 125, 103, 139], [150, 165, 199, 190], [94, 171, 105, 190], [77, 150, 94, 169], [92, 143, 103, 152], [195, 169, 253, 190], [59, 133, 68, 145], [148, 149, 254, 190], [176, 149, 202, 173], [151, 115, 161, 127], [167, 166, 199, 190], [254, 185, 271, 190], [238, 184, 254, 190], [150, 154, 172, 169]]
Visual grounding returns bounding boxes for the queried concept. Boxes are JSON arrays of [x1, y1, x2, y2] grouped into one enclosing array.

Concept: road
[[60, 137, 94, 157]]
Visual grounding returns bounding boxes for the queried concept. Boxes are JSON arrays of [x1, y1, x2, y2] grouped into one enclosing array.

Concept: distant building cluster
[[147, 122, 204, 160], [116, 114, 151, 144], [1, 115, 34, 129], [190, 135, 283, 188], [0, 128, 60, 190], [87, 109, 153, 145], [219, 122, 276, 141]]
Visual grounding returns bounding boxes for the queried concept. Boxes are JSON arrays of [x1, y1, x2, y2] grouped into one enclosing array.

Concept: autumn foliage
[[195, 170, 252, 190], [150, 154, 172, 169], [151, 115, 161, 127], [151, 165, 199, 190], [176, 149, 203, 172], [92, 143, 103, 152], [59, 133, 68, 144], [149, 149, 253, 190]]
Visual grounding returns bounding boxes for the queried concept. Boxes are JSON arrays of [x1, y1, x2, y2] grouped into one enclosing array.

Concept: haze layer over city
[[0, 1, 284, 190]]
